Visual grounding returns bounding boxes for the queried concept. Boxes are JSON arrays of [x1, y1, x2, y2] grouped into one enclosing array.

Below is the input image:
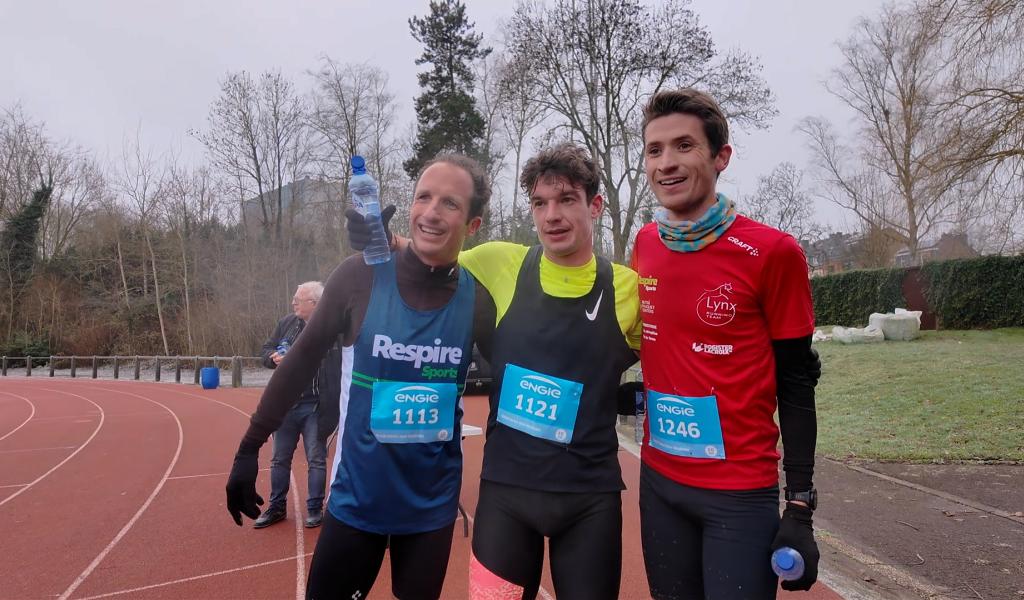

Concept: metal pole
[[155, 357, 161, 382], [92, 356, 98, 379], [113, 356, 120, 379], [25, 357, 32, 377], [1, 357, 6, 376], [71, 356, 77, 378], [49, 356, 55, 377], [193, 357, 200, 385], [134, 356, 141, 380], [174, 357, 182, 383], [232, 356, 242, 388]]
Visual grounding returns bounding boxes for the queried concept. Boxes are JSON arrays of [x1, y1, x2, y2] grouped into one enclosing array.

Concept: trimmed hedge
[[921, 255, 1024, 329], [811, 254, 1024, 329], [810, 267, 906, 327]]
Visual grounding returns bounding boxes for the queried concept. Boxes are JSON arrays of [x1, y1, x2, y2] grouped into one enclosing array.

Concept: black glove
[[345, 204, 396, 251], [806, 347, 822, 384], [771, 503, 820, 591], [225, 449, 264, 526]]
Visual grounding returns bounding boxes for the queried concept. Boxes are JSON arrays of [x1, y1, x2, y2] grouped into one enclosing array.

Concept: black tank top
[[481, 246, 636, 492]]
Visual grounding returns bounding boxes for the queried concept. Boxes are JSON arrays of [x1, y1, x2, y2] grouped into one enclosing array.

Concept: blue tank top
[[327, 257, 476, 534]]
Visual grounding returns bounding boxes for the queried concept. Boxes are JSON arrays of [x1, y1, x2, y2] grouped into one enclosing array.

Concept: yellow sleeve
[[611, 263, 643, 351], [459, 242, 529, 325]]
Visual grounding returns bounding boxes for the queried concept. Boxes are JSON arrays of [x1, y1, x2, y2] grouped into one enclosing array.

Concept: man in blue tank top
[[226, 155, 496, 600]]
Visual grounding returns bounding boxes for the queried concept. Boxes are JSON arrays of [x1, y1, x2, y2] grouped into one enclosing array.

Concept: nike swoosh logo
[[585, 290, 604, 321]]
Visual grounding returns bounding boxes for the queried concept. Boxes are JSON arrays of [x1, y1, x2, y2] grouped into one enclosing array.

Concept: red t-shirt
[[634, 215, 814, 490]]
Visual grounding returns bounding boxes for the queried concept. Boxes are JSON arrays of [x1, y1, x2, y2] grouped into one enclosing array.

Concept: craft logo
[[696, 283, 737, 327], [727, 236, 759, 257]]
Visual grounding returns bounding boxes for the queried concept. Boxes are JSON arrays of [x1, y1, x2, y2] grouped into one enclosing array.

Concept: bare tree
[[503, 0, 776, 261], [118, 132, 170, 355], [741, 162, 823, 242], [196, 70, 310, 241], [0, 105, 49, 220], [493, 53, 549, 244], [801, 3, 974, 262], [308, 58, 403, 257]]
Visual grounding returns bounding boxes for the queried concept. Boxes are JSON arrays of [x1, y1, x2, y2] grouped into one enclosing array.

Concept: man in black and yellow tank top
[[351, 144, 642, 599]]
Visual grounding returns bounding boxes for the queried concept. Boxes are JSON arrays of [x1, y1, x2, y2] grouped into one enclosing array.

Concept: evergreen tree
[[405, 0, 491, 178], [1, 182, 52, 342]]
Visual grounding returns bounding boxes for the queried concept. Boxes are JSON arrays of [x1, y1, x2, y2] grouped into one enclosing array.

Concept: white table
[[458, 423, 483, 536]]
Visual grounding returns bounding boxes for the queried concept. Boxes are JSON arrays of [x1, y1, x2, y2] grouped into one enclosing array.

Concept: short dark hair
[[642, 89, 730, 156], [520, 143, 601, 203], [417, 154, 491, 220]]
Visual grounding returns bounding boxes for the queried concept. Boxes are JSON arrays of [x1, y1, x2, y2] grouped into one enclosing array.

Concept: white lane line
[[167, 467, 271, 481], [59, 388, 185, 600], [0, 483, 29, 489], [0, 445, 78, 454], [0, 390, 105, 509], [291, 471, 306, 600], [0, 391, 36, 442], [73, 552, 314, 600], [170, 387, 307, 600]]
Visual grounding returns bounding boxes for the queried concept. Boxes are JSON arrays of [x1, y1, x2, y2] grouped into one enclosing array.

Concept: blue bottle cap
[[351, 155, 366, 174], [775, 551, 796, 570]]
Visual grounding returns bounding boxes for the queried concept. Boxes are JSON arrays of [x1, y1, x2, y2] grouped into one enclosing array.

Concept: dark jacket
[[261, 313, 342, 443]]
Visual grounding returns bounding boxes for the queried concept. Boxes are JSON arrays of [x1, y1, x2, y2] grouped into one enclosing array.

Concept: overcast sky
[[1, 0, 893, 227]]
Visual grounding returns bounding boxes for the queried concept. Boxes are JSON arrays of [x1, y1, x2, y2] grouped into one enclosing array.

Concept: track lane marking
[[0, 445, 78, 454], [153, 386, 307, 600], [0, 389, 105, 509], [58, 387, 185, 600], [0, 391, 36, 442], [72, 552, 314, 599]]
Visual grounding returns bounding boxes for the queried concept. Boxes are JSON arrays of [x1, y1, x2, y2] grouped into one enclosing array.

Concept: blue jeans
[[270, 400, 327, 512]]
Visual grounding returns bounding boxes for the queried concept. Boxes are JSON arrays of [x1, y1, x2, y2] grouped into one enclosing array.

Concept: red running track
[[0, 379, 842, 599]]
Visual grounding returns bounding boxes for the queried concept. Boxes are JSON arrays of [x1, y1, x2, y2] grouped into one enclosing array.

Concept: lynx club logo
[[520, 375, 562, 399], [697, 283, 737, 327], [393, 385, 440, 403]]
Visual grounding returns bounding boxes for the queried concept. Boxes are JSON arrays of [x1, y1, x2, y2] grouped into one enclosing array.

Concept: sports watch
[[784, 488, 818, 511]]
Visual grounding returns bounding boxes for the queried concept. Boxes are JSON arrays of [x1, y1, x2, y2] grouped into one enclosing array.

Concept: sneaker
[[253, 506, 286, 529], [304, 507, 324, 529]]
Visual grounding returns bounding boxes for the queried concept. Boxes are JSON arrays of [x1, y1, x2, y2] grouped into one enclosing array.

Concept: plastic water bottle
[[349, 155, 391, 265], [771, 547, 805, 581], [634, 387, 646, 444], [276, 341, 290, 356]]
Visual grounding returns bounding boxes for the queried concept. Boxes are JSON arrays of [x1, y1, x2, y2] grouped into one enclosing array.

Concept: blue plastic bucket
[[200, 367, 220, 389]]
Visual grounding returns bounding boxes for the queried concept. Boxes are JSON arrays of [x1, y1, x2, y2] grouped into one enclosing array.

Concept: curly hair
[[520, 143, 601, 202]]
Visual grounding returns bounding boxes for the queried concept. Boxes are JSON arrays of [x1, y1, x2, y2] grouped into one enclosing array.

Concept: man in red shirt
[[633, 88, 821, 599]]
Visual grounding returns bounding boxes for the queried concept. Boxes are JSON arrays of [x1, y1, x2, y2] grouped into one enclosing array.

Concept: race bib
[[646, 389, 726, 460], [370, 382, 457, 443], [497, 364, 583, 443]]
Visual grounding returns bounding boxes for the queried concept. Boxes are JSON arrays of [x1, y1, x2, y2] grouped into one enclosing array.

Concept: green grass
[[815, 328, 1024, 462]]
